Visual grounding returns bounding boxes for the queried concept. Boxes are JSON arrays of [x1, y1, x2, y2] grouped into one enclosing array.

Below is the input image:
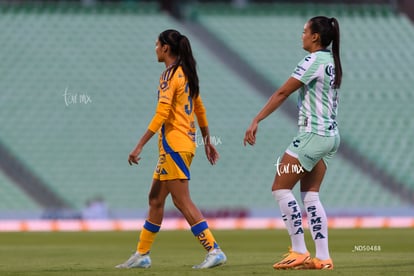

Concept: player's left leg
[[166, 179, 226, 268], [300, 160, 333, 270]]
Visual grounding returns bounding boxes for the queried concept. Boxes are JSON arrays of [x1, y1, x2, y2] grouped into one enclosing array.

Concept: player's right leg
[[272, 152, 310, 269], [166, 178, 227, 269]]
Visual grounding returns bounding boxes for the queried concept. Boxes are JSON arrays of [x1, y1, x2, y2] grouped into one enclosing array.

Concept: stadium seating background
[[0, 2, 412, 218]]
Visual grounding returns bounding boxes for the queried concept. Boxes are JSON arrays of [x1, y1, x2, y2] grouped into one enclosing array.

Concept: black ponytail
[[309, 16, 342, 89], [158, 30, 200, 98]]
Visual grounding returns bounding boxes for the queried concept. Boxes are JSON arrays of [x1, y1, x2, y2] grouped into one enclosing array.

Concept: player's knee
[[148, 196, 164, 209]]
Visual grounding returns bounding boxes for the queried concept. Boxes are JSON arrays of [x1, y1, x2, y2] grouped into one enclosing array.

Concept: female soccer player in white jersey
[[244, 16, 342, 270], [116, 29, 226, 269]]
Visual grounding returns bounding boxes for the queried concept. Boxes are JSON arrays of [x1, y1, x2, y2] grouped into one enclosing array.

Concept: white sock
[[301, 191, 330, 260], [272, 189, 307, 254]]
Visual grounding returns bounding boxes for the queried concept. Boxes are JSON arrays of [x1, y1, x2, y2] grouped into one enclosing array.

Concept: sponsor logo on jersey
[[160, 81, 168, 90]]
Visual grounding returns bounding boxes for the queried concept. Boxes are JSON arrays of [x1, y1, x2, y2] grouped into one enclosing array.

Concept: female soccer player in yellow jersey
[[115, 29, 226, 269], [244, 16, 342, 270]]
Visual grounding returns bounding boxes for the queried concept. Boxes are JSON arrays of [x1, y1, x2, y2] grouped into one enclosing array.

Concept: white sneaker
[[115, 252, 151, 269], [192, 249, 227, 269]]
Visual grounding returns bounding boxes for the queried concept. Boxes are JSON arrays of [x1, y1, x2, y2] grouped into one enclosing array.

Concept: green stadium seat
[[0, 172, 40, 212]]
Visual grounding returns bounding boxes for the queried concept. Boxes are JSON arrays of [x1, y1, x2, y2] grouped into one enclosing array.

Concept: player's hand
[[128, 147, 142, 165], [244, 120, 258, 146], [204, 143, 219, 165]]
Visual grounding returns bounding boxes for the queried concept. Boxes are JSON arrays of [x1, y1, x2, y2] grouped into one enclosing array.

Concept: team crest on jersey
[[325, 64, 335, 77]]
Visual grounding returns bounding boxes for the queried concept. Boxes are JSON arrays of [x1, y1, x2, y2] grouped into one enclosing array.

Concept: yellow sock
[[191, 220, 219, 252], [136, 220, 160, 255]]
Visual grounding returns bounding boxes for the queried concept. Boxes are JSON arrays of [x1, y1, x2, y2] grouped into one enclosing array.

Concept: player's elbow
[[156, 102, 171, 120]]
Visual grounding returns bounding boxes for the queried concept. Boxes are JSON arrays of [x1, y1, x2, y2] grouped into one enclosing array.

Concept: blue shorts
[[286, 132, 340, 171]]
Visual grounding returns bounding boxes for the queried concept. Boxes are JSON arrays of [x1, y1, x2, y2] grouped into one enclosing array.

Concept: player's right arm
[[244, 77, 303, 146], [128, 100, 172, 166], [128, 129, 155, 165]]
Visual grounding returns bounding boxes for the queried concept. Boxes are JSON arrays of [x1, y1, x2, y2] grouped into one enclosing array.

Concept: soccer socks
[[137, 220, 219, 255], [136, 220, 161, 255], [272, 189, 307, 254], [272, 189, 330, 260], [302, 191, 330, 260], [191, 220, 219, 252]]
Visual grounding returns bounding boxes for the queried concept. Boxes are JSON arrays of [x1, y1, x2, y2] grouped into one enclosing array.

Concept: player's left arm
[[194, 96, 219, 165], [199, 126, 219, 165]]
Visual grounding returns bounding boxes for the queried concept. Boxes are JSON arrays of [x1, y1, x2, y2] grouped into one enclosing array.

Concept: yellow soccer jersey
[[151, 65, 208, 155]]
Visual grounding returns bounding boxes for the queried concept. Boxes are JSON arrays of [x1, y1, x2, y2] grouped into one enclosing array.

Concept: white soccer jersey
[[291, 50, 339, 136]]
